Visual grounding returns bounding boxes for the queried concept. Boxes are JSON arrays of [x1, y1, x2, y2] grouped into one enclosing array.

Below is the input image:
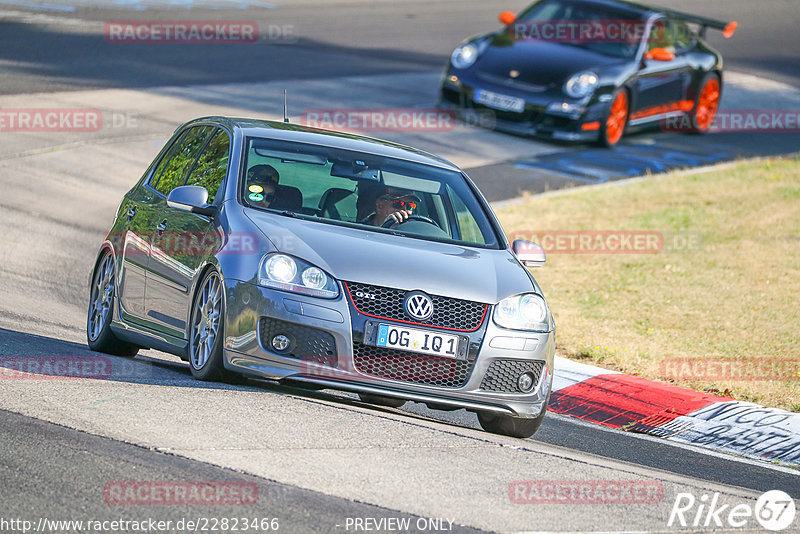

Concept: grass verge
[[496, 155, 800, 411]]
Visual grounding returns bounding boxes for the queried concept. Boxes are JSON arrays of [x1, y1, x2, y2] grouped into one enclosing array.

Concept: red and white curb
[[550, 356, 800, 467]]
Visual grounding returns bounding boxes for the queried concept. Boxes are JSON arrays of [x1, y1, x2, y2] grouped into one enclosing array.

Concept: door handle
[[156, 219, 167, 236], [126, 206, 136, 221]]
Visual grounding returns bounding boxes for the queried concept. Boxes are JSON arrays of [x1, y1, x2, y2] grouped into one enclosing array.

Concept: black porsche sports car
[[439, 0, 736, 146]]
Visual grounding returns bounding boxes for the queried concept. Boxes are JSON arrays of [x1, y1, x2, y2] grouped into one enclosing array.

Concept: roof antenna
[[283, 89, 289, 123]]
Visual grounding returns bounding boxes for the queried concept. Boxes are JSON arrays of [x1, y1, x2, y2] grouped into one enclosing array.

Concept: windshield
[[240, 137, 500, 248], [513, 0, 645, 59]]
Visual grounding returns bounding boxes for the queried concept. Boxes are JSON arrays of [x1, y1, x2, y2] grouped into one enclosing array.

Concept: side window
[[185, 129, 230, 203], [150, 131, 187, 188], [447, 185, 486, 245], [154, 125, 214, 196], [671, 19, 694, 51], [647, 19, 675, 52]]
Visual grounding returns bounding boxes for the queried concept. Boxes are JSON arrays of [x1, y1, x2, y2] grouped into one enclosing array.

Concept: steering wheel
[[382, 214, 442, 229]]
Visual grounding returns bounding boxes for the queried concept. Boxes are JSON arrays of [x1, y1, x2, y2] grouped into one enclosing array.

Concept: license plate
[[474, 89, 525, 112], [376, 324, 461, 359]]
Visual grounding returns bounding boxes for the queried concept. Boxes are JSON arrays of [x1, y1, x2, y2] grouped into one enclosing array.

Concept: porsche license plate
[[474, 89, 525, 112], [376, 324, 461, 359]]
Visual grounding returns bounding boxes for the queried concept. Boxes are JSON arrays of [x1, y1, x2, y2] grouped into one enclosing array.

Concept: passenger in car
[[245, 164, 279, 208]]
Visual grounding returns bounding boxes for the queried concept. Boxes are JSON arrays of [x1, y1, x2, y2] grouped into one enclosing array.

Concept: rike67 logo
[[668, 490, 796, 531]]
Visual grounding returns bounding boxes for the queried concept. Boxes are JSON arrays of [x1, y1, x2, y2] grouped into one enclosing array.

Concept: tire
[[477, 408, 547, 439], [600, 87, 629, 147], [87, 250, 140, 357], [188, 269, 234, 382], [688, 73, 721, 133], [358, 393, 406, 408]]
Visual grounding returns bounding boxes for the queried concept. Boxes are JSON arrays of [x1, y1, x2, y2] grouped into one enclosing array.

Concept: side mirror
[[512, 239, 546, 268], [498, 11, 516, 25], [167, 185, 217, 218], [644, 47, 675, 61]]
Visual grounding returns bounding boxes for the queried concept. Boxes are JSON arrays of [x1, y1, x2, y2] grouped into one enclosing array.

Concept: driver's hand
[[386, 210, 412, 225]]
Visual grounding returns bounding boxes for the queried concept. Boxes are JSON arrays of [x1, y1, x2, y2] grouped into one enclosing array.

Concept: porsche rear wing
[[659, 8, 737, 38]]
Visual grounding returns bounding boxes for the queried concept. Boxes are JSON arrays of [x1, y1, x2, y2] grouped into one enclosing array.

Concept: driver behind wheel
[[363, 186, 421, 226]]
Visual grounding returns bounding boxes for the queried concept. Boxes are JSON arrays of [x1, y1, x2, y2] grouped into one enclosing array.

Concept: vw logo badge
[[404, 291, 434, 321]]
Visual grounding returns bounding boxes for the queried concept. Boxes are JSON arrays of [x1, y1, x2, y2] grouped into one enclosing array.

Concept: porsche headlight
[[564, 71, 599, 99], [451, 41, 486, 69], [258, 254, 338, 298], [493, 293, 549, 331]]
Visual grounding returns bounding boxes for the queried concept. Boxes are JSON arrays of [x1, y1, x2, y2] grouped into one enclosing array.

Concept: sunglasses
[[379, 195, 419, 211]]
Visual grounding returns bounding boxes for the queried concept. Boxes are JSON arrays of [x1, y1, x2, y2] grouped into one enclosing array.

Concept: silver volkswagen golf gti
[[87, 117, 555, 438]]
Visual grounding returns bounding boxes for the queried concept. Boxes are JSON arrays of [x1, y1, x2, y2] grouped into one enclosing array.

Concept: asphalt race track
[[0, 1, 798, 532]]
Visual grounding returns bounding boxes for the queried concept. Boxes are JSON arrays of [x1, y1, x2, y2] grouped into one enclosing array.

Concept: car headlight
[[258, 253, 339, 299], [493, 293, 549, 331], [564, 71, 599, 99], [450, 40, 486, 69]]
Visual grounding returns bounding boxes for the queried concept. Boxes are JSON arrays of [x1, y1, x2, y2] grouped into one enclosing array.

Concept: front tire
[[600, 87, 629, 147], [188, 269, 234, 382], [478, 408, 547, 438], [87, 251, 139, 357]]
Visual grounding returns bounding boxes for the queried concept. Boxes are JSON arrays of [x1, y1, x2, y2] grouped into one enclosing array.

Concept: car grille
[[345, 282, 488, 332], [480, 359, 546, 393], [353, 342, 474, 388], [259, 318, 337, 367]]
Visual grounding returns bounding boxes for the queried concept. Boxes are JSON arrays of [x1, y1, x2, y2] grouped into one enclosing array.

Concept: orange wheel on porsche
[[691, 74, 721, 133], [601, 88, 628, 147]]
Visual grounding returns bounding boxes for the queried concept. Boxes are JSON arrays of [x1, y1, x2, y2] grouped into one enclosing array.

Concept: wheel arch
[[183, 259, 226, 344], [88, 240, 118, 290]]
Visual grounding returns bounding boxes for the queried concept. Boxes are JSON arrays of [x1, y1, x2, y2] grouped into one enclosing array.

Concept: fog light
[[517, 372, 536, 393], [272, 334, 291, 351]]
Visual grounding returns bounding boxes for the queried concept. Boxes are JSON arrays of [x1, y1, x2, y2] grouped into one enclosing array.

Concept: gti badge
[[404, 291, 434, 321]]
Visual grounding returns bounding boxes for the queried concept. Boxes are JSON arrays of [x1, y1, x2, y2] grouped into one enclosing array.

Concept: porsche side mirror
[[512, 239, 546, 267], [644, 47, 676, 61], [498, 11, 516, 25], [167, 185, 217, 218]]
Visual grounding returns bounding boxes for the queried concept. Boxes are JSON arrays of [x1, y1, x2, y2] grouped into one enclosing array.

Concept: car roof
[[185, 116, 461, 172], [544, 0, 659, 19]]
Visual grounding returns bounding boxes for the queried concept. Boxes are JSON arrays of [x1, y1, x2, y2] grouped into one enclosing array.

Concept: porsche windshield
[[241, 137, 500, 248], [513, 0, 645, 58]]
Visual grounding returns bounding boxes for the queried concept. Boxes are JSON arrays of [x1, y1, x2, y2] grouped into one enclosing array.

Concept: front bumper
[[222, 279, 555, 418], [439, 70, 607, 142]]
